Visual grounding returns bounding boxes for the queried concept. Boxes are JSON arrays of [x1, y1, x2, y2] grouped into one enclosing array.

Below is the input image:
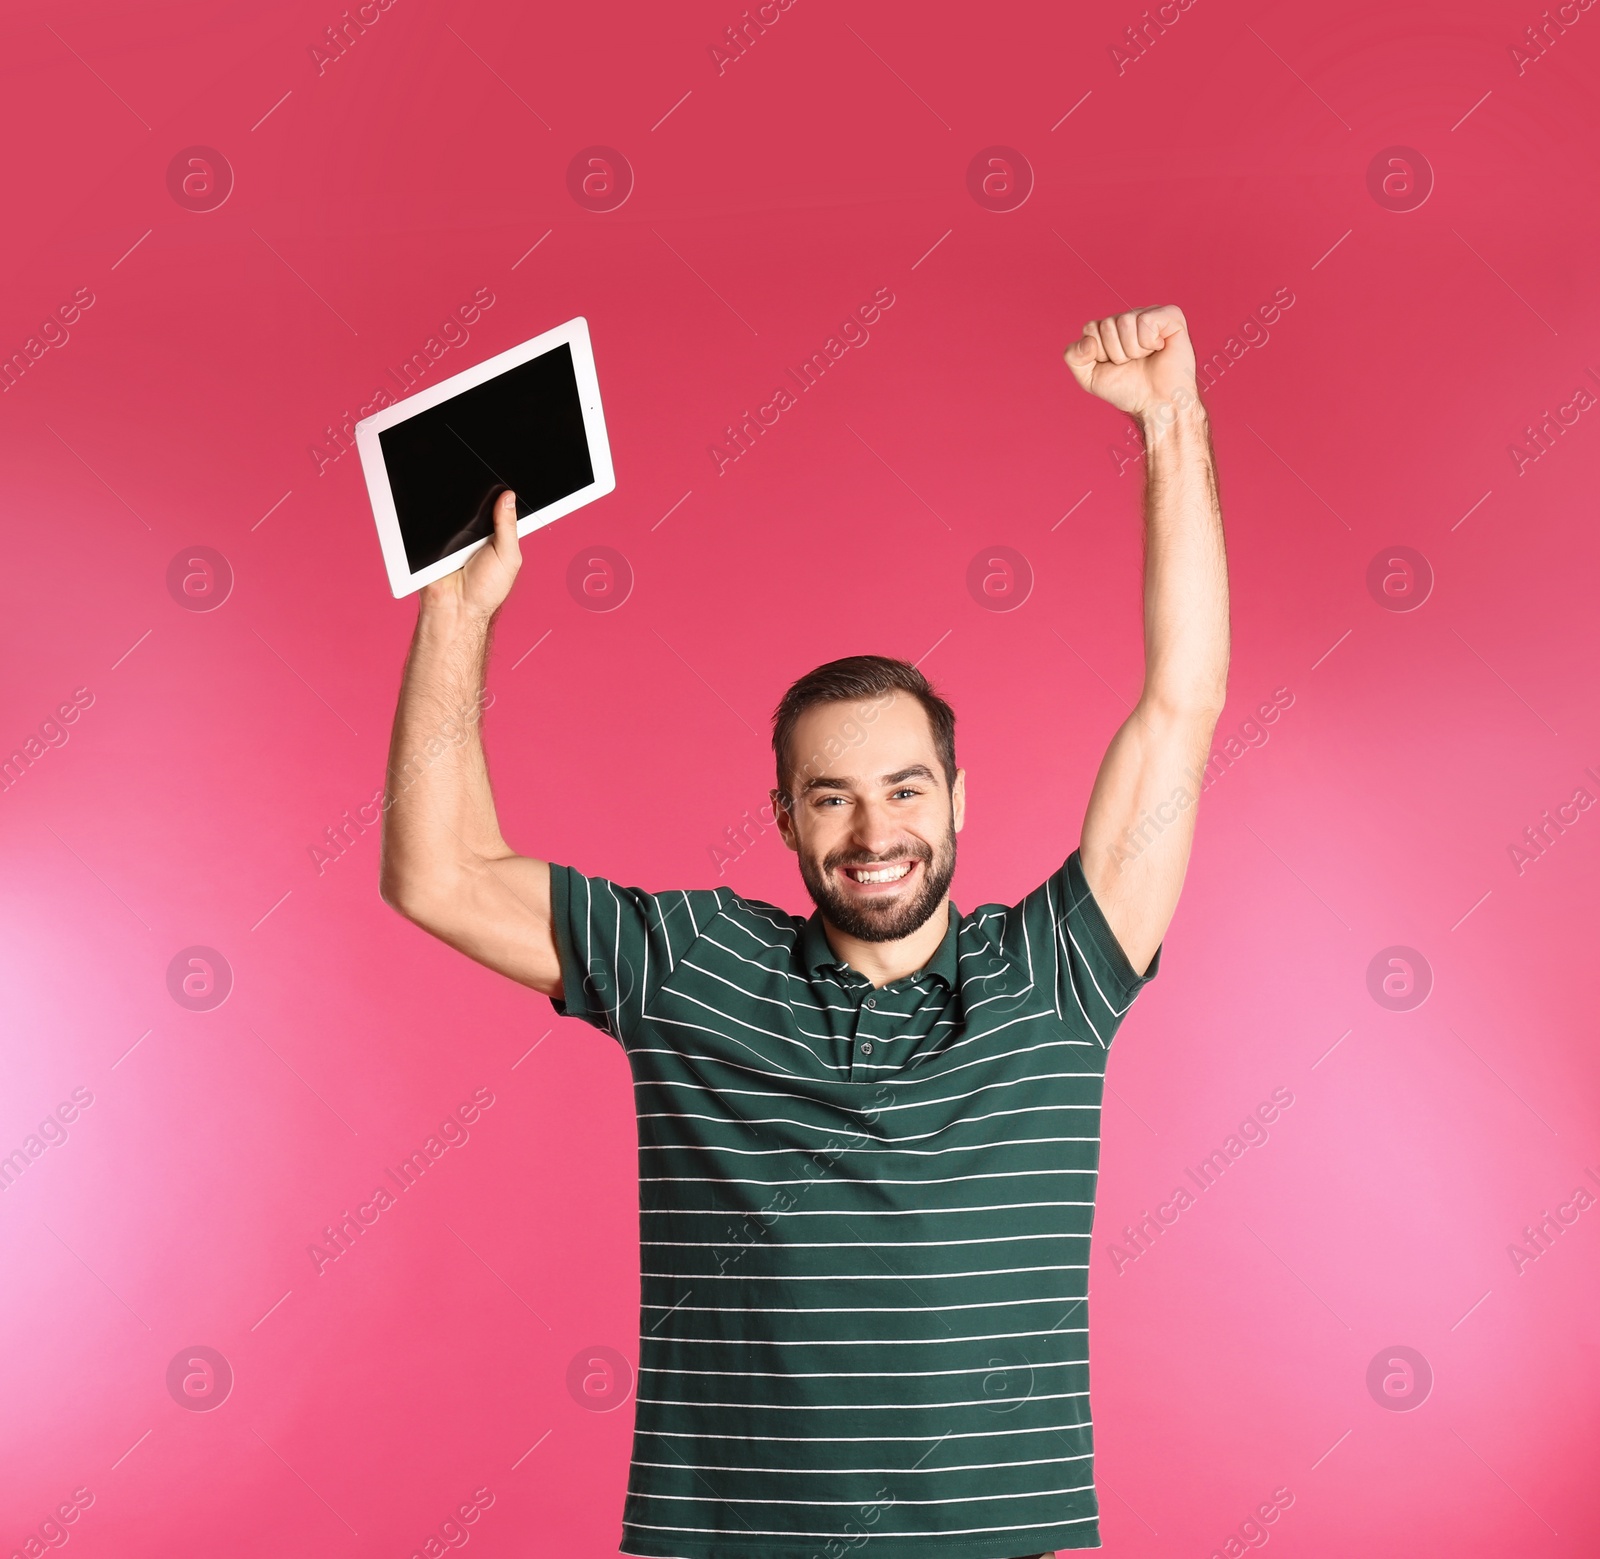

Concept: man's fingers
[[492, 489, 521, 568], [1094, 318, 1129, 364], [1066, 306, 1188, 388], [1112, 312, 1148, 360], [1136, 303, 1187, 348], [1081, 306, 1189, 359], [1063, 329, 1100, 388], [1068, 327, 1105, 362], [1065, 303, 1196, 411]]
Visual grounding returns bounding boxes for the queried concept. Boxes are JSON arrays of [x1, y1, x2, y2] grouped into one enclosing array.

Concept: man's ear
[[951, 768, 967, 834], [770, 788, 800, 853]]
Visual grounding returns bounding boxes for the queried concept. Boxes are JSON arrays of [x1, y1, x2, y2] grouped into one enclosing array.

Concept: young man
[[380, 305, 1229, 1559]]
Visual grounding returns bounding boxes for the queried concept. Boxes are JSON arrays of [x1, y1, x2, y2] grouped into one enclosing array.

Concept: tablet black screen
[[379, 342, 596, 574]]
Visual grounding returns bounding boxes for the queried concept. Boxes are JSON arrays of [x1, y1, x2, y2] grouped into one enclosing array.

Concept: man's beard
[[798, 825, 957, 944]]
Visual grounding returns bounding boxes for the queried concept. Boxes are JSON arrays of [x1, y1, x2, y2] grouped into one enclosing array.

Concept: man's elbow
[[1143, 685, 1228, 727], [379, 881, 422, 927], [1147, 643, 1230, 722], [379, 866, 442, 927]]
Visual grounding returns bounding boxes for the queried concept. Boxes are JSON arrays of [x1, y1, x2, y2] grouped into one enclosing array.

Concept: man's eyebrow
[[883, 765, 936, 785], [799, 763, 938, 795]]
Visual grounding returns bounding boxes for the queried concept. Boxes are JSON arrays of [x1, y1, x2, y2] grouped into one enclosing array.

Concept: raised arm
[[378, 490, 564, 998], [1064, 306, 1230, 976]]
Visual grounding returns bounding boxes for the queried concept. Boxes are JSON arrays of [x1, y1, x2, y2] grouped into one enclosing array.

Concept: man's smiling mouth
[[841, 861, 915, 885]]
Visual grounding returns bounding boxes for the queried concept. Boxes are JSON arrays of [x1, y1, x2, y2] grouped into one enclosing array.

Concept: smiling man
[[379, 305, 1230, 1559]]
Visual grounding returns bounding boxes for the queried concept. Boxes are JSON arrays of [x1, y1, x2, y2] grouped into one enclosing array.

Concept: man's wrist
[[1137, 387, 1209, 463], [419, 589, 492, 637], [1134, 383, 1208, 437], [416, 597, 495, 647]]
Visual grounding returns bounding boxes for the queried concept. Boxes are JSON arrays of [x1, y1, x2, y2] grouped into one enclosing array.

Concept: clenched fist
[[1065, 304, 1200, 422]]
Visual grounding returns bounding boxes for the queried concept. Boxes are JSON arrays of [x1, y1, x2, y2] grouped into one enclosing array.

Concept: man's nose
[[850, 801, 899, 855]]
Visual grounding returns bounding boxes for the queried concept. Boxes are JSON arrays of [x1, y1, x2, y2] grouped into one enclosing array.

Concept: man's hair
[[771, 655, 957, 806]]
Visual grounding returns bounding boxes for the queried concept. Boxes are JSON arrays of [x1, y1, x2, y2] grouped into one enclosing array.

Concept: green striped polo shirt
[[548, 848, 1160, 1559]]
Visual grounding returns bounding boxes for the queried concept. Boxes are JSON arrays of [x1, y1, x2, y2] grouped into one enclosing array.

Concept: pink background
[[2, 0, 1598, 1553]]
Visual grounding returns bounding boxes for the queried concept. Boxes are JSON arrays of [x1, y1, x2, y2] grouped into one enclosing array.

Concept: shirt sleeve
[[546, 864, 723, 1046], [1016, 848, 1160, 1049]]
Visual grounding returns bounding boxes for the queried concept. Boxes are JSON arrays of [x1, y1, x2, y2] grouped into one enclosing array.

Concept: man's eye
[[891, 788, 920, 800]]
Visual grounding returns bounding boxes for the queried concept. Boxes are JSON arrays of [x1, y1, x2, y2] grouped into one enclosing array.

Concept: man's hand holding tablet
[[419, 488, 522, 627], [356, 314, 614, 598]]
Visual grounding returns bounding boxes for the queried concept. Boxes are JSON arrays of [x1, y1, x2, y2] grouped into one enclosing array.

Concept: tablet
[[354, 315, 615, 598]]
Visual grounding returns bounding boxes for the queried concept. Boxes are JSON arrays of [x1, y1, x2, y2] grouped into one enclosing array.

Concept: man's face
[[773, 695, 966, 943]]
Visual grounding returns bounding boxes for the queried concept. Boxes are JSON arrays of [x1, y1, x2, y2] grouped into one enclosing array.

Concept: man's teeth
[[850, 863, 912, 884]]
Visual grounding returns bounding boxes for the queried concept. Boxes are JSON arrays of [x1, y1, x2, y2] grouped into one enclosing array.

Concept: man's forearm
[[379, 604, 510, 908], [1137, 393, 1230, 714]]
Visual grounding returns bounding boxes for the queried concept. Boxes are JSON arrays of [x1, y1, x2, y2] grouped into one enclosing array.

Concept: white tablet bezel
[[354, 314, 616, 599]]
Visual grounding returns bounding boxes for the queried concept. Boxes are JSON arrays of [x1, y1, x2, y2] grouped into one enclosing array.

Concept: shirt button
[[866, 998, 876, 1009], [860, 1041, 874, 1055]]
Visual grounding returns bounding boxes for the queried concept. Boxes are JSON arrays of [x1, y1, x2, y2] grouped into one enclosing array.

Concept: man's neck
[[822, 898, 951, 989]]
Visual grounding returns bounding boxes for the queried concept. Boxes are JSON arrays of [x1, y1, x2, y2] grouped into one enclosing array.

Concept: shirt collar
[[802, 901, 962, 990]]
